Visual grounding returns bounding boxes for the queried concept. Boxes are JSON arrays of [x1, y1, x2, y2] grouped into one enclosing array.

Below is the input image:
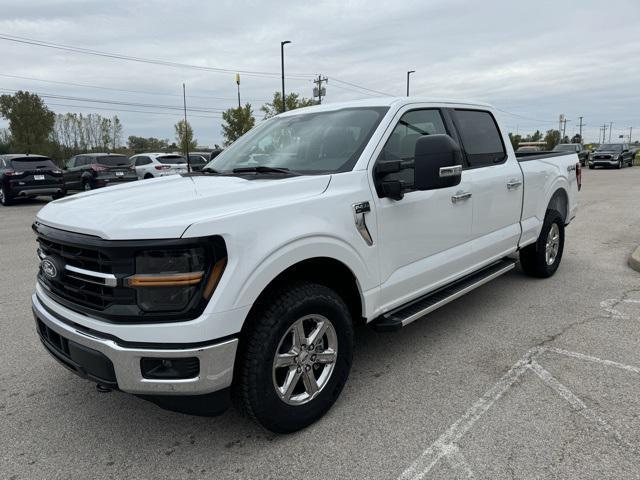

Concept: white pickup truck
[[32, 98, 580, 432]]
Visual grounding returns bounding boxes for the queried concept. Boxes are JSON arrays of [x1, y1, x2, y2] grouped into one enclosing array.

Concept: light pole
[[281, 40, 291, 112], [406, 70, 415, 97]]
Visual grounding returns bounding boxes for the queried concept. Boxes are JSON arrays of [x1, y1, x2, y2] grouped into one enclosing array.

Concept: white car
[[130, 153, 189, 179], [32, 97, 580, 433]]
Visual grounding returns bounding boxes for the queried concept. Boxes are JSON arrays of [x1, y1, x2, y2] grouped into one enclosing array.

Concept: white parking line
[[528, 360, 627, 447], [398, 347, 640, 480]]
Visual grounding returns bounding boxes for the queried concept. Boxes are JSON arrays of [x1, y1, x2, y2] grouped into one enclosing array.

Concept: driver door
[[372, 107, 475, 311]]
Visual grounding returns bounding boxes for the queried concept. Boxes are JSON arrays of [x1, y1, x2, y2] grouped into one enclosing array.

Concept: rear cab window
[[452, 109, 506, 168]]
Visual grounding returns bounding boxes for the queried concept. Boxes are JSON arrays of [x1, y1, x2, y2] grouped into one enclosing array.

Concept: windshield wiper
[[232, 166, 298, 175], [201, 167, 222, 174]]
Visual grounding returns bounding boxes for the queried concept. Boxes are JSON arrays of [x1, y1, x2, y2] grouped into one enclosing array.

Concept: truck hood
[[36, 174, 331, 239]]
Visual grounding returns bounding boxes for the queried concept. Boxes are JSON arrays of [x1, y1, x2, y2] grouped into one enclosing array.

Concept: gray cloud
[[0, 0, 638, 145]]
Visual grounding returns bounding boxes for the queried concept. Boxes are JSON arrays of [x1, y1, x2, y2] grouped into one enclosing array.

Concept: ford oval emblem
[[41, 257, 59, 280]]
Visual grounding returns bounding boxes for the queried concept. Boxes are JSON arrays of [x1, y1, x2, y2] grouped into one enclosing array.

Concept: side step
[[370, 259, 516, 332]]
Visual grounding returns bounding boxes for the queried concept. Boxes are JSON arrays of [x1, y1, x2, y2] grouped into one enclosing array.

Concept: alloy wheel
[[545, 223, 560, 265], [272, 314, 338, 406]]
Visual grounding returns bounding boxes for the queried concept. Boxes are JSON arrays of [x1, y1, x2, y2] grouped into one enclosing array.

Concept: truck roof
[[277, 96, 493, 117]]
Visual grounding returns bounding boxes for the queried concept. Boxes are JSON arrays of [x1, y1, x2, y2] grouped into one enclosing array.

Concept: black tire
[[519, 210, 565, 278], [0, 186, 12, 206], [52, 189, 66, 200], [235, 282, 354, 433], [144, 173, 154, 179], [588, 165, 594, 169], [82, 180, 92, 191], [617, 159, 623, 169]]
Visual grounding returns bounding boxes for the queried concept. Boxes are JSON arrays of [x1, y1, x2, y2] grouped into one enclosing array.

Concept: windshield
[[10, 158, 57, 170], [157, 155, 187, 164], [208, 107, 389, 174], [598, 144, 623, 152], [553, 144, 578, 151], [97, 155, 130, 166]]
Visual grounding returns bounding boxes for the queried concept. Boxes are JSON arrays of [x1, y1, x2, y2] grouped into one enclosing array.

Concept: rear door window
[[453, 110, 506, 167], [10, 158, 58, 170], [157, 155, 187, 164], [96, 155, 130, 166]]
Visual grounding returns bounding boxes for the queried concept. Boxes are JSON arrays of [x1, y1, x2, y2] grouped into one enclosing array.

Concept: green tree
[[174, 120, 197, 155], [127, 136, 169, 152], [260, 92, 315, 119], [0, 129, 11, 154], [0, 91, 55, 153], [221, 103, 256, 146], [544, 129, 561, 150], [508, 132, 522, 150]]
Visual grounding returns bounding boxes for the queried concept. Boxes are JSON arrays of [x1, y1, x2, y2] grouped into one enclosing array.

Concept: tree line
[[0, 89, 315, 162]]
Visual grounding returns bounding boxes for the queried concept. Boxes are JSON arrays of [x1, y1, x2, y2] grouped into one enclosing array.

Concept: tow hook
[[96, 383, 112, 393]]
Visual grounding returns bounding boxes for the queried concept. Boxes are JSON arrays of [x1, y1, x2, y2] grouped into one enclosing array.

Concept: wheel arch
[[547, 187, 569, 224]]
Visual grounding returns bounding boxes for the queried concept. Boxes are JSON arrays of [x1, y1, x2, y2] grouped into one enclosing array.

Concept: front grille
[[37, 236, 115, 311]]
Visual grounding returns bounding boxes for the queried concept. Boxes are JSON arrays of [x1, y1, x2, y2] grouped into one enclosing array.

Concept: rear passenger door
[[64, 156, 81, 189], [449, 109, 523, 266]]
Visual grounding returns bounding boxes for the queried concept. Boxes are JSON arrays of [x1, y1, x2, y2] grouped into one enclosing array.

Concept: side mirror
[[414, 134, 463, 190]]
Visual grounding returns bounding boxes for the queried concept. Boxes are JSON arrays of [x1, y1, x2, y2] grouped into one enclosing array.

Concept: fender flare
[[230, 235, 373, 315]]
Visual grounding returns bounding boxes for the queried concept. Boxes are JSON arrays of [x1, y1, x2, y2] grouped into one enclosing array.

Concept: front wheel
[[617, 160, 623, 169], [519, 210, 565, 278], [82, 180, 93, 191], [235, 282, 353, 433], [0, 186, 12, 206]]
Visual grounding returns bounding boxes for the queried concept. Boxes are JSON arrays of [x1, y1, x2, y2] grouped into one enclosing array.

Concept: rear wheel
[[519, 210, 565, 278], [0, 186, 12, 206], [144, 173, 154, 179], [82, 180, 92, 191], [235, 282, 353, 433], [52, 189, 66, 200]]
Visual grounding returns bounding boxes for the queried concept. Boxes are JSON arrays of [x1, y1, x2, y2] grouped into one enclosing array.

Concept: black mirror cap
[[414, 134, 463, 190]]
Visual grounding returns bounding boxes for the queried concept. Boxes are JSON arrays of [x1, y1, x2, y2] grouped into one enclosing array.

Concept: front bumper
[[32, 291, 238, 396], [590, 159, 618, 166]]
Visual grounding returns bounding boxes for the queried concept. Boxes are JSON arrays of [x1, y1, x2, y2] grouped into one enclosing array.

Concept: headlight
[[127, 245, 226, 313]]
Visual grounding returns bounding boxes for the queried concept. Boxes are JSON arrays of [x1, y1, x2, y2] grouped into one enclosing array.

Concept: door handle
[[451, 191, 472, 203], [507, 179, 522, 190]]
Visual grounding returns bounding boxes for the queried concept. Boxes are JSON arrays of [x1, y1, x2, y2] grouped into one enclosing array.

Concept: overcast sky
[[1, 0, 639, 146]]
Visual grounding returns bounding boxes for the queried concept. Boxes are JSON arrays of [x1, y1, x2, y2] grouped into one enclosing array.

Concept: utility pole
[[601, 123, 608, 144], [280, 40, 291, 113], [406, 70, 415, 96], [236, 73, 241, 109], [609, 122, 613, 142], [313, 75, 328, 104], [183, 83, 191, 173], [558, 114, 564, 139], [577, 116, 584, 141], [562, 119, 570, 142], [629, 126, 633, 145]]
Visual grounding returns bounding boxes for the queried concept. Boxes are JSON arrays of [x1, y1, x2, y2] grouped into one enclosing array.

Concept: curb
[[629, 246, 640, 273]]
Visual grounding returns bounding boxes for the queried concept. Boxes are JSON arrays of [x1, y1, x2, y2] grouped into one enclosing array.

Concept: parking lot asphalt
[[1, 167, 639, 480]]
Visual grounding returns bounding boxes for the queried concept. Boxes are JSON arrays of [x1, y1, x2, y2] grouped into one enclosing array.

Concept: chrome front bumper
[[32, 292, 238, 395]]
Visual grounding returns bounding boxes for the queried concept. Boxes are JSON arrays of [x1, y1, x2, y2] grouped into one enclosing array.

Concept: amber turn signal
[[127, 271, 204, 287]]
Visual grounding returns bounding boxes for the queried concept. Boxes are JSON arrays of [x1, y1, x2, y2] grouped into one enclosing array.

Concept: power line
[[329, 77, 393, 96], [0, 87, 227, 113], [0, 73, 270, 102], [43, 102, 223, 119], [0, 33, 315, 79]]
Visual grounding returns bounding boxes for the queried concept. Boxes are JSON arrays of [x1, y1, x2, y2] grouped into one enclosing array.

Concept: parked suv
[[64, 153, 137, 191], [589, 143, 634, 169], [130, 153, 189, 179], [553, 143, 589, 166], [0, 154, 65, 205], [187, 152, 210, 172]]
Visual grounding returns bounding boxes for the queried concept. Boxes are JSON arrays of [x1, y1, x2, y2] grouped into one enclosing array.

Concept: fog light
[[140, 357, 200, 379]]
